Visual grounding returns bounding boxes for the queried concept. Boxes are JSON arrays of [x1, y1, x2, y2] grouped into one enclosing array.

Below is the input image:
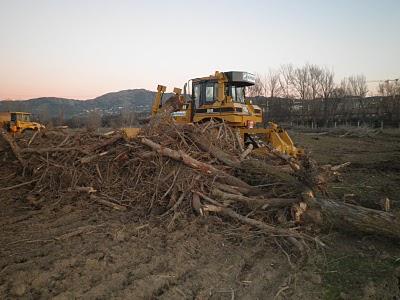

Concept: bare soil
[[1, 130, 400, 299]]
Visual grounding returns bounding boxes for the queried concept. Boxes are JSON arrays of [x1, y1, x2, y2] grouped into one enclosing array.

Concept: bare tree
[[279, 64, 295, 98], [377, 80, 400, 96], [308, 64, 323, 99], [339, 78, 350, 97], [340, 75, 367, 98], [292, 65, 310, 100], [264, 69, 282, 98], [345, 75, 368, 97], [318, 67, 335, 99]]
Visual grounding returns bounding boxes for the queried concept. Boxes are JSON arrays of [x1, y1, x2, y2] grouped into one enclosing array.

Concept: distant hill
[[0, 89, 168, 119]]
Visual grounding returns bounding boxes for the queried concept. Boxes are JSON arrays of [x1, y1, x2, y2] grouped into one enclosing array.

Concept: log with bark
[[302, 191, 400, 240]]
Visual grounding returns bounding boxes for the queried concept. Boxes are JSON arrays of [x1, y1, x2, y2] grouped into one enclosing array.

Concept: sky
[[0, 0, 399, 100]]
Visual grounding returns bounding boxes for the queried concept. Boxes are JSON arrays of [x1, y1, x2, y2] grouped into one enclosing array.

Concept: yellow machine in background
[[0, 111, 45, 133], [151, 71, 302, 157]]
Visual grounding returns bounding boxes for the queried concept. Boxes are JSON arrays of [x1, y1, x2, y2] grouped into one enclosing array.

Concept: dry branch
[[203, 204, 303, 239], [87, 134, 123, 152], [0, 179, 38, 191], [91, 195, 127, 211], [80, 149, 116, 164], [211, 188, 299, 210], [140, 137, 252, 189]]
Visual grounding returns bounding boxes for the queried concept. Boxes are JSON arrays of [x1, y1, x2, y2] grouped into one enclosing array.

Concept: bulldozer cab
[[11, 112, 31, 123], [191, 71, 255, 108], [187, 71, 262, 127]]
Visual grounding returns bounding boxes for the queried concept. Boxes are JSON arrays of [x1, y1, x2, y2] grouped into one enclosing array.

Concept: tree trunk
[[303, 194, 400, 240]]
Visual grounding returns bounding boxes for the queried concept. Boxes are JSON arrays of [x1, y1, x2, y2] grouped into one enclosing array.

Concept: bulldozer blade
[[239, 126, 303, 158]]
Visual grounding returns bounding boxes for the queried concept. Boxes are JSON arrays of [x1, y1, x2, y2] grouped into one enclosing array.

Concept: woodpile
[[1, 117, 399, 252]]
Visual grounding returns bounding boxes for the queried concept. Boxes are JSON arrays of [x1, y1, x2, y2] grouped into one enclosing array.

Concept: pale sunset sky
[[0, 0, 399, 100]]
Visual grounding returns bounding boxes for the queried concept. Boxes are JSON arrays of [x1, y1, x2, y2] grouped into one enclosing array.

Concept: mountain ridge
[[0, 89, 166, 119]]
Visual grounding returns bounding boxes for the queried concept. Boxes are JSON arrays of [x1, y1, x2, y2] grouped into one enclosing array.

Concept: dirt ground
[[1, 129, 400, 299]]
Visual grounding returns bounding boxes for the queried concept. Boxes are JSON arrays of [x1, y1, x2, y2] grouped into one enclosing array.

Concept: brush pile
[[1, 115, 400, 249]]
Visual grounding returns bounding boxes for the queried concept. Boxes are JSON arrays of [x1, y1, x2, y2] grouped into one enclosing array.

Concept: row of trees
[[247, 64, 400, 127], [377, 80, 400, 97], [247, 64, 399, 100]]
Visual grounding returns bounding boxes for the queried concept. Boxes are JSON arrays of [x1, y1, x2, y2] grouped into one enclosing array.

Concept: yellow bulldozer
[[0, 111, 45, 134], [143, 71, 302, 157]]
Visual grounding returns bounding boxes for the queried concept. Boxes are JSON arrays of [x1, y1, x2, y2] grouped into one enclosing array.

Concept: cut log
[[302, 191, 400, 240], [240, 144, 253, 161]]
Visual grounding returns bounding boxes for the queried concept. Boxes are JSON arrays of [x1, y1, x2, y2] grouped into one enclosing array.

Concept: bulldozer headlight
[[247, 121, 254, 129]]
